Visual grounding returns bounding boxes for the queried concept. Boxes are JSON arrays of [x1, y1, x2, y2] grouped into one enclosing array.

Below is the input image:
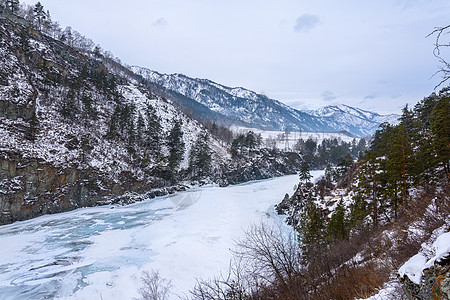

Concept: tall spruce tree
[[136, 112, 145, 145], [145, 105, 162, 157], [167, 119, 185, 172], [188, 133, 212, 178], [430, 92, 450, 181], [327, 198, 348, 242], [299, 161, 312, 184], [6, 0, 19, 13], [33, 2, 46, 31], [298, 196, 325, 261]]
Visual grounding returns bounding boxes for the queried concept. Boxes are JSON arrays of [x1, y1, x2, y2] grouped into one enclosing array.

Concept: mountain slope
[[133, 67, 399, 137], [0, 9, 305, 225], [133, 67, 327, 132], [0, 11, 230, 224], [308, 104, 400, 137]]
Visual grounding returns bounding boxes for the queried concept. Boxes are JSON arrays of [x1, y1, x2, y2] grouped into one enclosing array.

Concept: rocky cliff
[[0, 10, 307, 225]]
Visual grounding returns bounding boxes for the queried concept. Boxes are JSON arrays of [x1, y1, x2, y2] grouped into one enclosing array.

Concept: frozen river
[[0, 172, 322, 299]]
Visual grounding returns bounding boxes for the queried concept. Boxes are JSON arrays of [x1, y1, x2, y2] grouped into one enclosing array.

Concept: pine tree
[[189, 133, 212, 178], [80, 135, 93, 164], [430, 93, 450, 182], [106, 104, 121, 140], [324, 164, 334, 183], [336, 154, 353, 178], [61, 89, 78, 119], [167, 119, 185, 172], [25, 109, 39, 142], [6, 0, 19, 13], [297, 196, 325, 261], [136, 112, 145, 145], [33, 2, 46, 31], [384, 125, 410, 215], [127, 118, 136, 154], [327, 198, 348, 242], [354, 157, 383, 226], [299, 161, 312, 184], [145, 105, 162, 157]]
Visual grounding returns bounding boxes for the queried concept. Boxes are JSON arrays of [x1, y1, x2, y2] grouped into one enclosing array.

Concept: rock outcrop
[[400, 257, 450, 300]]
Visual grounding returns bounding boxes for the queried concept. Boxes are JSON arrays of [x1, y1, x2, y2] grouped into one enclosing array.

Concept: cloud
[[394, 0, 420, 10], [294, 14, 320, 32], [153, 18, 168, 28], [363, 94, 377, 100], [321, 90, 336, 101]]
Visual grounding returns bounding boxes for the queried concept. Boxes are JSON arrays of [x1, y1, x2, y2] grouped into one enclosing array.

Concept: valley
[[0, 2, 449, 300], [0, 173, 318, 299]]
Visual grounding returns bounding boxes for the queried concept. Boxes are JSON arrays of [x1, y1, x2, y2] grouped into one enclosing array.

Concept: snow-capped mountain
[[132, 67, 326, 133], [133, 67, 399, 137], [307, 104, 400, 137]]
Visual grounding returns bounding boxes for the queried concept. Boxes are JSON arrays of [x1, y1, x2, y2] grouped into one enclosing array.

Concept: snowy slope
[[132, 67, 399, 137], [307, 104, 399, 137], [0, 13, 233, 224], [132, 67, 323, 132]]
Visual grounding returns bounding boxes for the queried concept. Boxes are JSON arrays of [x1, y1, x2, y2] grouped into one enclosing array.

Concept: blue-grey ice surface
[[0, 172, 322, 299]]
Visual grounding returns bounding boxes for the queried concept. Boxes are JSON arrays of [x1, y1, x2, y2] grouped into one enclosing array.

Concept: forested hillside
[[0, 2, 347, 225], [187, 89, 449, 299]]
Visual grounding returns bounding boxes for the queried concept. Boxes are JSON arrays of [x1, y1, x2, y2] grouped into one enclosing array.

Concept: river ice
[[0, 172, 322, 299]]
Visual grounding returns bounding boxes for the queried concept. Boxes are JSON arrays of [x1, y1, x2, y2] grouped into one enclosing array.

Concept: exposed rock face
[[400, 257, 450, 300], [276, 181, 314, 225], [0, 150, 177, 224], [221, 150, 301, 186]]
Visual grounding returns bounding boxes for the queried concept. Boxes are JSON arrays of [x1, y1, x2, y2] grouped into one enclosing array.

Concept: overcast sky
[[22, 0, 450, 114]]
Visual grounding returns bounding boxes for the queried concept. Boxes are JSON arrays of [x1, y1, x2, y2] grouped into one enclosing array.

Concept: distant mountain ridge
[[307, 104, 399, 137], [133, 67, 399, 137]]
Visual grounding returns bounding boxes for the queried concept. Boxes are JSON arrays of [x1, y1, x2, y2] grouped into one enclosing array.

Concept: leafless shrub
[[190, 260, 248, 300], [190, 183, 449, 300], [314, 262, 390, 300], [139, 270, 173, 300], [190, 223, 307, 300]]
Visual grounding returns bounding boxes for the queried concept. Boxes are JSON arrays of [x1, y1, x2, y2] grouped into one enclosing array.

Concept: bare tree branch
[[427, 25, 450, 89]]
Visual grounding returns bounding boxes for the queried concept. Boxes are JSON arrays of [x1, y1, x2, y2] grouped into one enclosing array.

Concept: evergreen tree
[[81, 93, 95, 118], [297, 196, 325, 261], [6, 0, 19, 13], [336, 154, 353, 178], [136, 112, 145, 144], [127, 118, 136, 154], [60, 89, 78, 119], [167, 119, 185, 172], [386, 121, 415, 213], [430, 92, 450, 181], [327, 198, 348, 242], [33, 2, 46, 31], [145, 105, 162, 157], [25, 109, 39, 142], [324, 164, 334, 183], [354, 157, 383, 226], [188, 133, 212, 178], [299, 161, 312, 184], [80, 135, 93, 164], [106, 104, 121, 140]]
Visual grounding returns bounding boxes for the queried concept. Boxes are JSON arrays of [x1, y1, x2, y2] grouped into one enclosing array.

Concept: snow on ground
[[231, 126, 357, 151], [399, 231, 450, 285], [0, 172, 321, 300], [356, 280, 404, 300]]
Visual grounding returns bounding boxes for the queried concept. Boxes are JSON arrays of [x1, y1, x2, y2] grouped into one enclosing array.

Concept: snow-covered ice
[[0, 172, 322, 299]]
